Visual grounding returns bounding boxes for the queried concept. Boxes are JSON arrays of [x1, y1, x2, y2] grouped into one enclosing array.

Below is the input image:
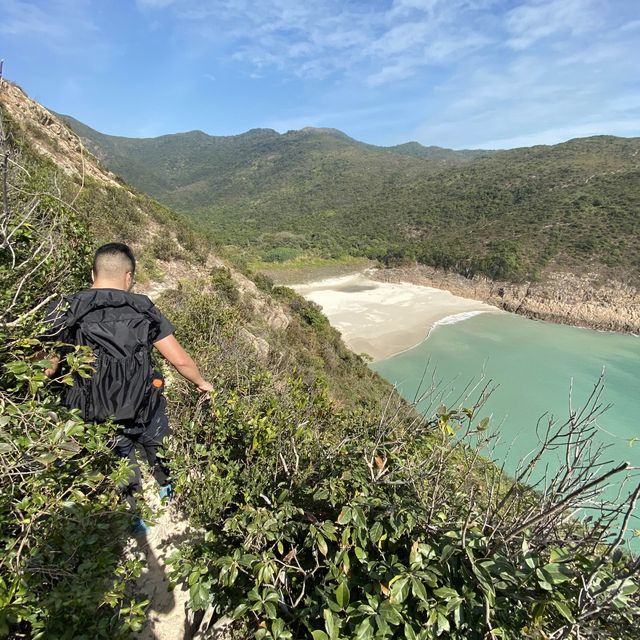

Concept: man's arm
[[153, 335, 213, 393]]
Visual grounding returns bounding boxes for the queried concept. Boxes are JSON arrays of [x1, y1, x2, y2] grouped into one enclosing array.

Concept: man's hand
[[34, 352, 60, 378], [197, 381, 214, 393]]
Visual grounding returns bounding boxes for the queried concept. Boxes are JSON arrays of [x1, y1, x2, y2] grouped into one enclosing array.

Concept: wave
[[379, 311, 489, 361], [434, 310, 486, 328], [427, 311, 486, 339]]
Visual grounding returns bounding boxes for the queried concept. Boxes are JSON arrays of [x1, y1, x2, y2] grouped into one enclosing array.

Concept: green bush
[[211, 267, 240, 304], [151, 235, 184, 262], [161, 283, 640, 639], [0, 112, 145, 638], [262, 247, 301, 263]]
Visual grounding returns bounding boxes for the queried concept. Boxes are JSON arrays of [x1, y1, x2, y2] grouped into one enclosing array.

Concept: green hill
[[4, 82, 640, 640], [62, 114, 640, 284]]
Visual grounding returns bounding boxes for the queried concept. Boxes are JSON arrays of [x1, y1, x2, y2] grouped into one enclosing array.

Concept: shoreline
[[371, 265, 640, 337], [292, 273, 500, 362]]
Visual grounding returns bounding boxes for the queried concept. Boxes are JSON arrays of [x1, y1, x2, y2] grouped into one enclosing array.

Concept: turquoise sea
[[372, 312, 640, 545]]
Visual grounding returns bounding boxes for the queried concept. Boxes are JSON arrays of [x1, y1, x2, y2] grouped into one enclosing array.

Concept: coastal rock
[[372, 265, 640, 335]]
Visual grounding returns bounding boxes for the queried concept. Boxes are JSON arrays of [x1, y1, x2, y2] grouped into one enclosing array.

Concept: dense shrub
[[0, 108, 145, 638], [162, 285, 640, 639]]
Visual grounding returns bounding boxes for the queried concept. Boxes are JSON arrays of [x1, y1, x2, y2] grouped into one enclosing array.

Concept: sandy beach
[[292, 272, 501, 361]]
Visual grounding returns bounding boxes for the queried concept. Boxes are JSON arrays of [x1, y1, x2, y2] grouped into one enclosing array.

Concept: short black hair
[[93, 242, 136, 276]]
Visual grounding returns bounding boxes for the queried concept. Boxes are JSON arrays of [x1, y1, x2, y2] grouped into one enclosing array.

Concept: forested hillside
[[3, 81, 640, 639], [63, 116, 640, 284]]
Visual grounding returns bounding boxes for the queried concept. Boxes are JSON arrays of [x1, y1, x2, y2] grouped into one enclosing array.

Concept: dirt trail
[[132, 492, 193, 640]]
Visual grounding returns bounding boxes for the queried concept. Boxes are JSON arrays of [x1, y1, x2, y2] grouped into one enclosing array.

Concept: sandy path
[[293, 272, 500, 361], [132, 499, 192, 640]]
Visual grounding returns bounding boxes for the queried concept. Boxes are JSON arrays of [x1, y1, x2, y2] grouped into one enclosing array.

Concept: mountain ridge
[[62, 110, 640, 286], [59, 113, 490, 154]]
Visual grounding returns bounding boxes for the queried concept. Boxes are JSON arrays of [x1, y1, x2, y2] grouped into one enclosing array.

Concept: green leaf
[[355, 617, 374, 640], [311, 632, 329, 640], [436, 612, 450, 636], [189, 581, 210, 610], [411, 578, 428, 603], [231, 603, 249, 619], [335, 581, 350, 609], [323, 608, 339, 640], [317, 534, 328, 557], [433, 587, 458, 601], [354, 546, 367, 562], [264, 588, 280, 603], [322, 521, 337, 540], [532, 602, 545, 623], [390, 576, 410, 604], [370, 521, 383, 542], [4, 361, 28, 375], [337, 507, 352, 525], [619, 579, 639, 597], [271, 618, 285, 638], [378, 600, 403, 626], [553, 601, 575, 623], [404, 623, 417, 640], [540, 563, 572, 585], [37, 452, 57, 465]]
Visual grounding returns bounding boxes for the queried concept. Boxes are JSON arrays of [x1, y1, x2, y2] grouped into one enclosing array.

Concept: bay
[[372, 312, 640, 546]]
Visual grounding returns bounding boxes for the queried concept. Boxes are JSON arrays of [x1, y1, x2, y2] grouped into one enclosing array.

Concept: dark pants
[[112, 395, 170, 510]]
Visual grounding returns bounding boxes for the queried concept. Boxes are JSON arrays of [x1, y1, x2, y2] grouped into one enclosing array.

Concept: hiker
[[44, 242, 213, 529]]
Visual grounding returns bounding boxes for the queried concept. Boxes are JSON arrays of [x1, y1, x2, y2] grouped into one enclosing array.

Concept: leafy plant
[[162, 283, 640, 639], [0, 104, 145, 638]]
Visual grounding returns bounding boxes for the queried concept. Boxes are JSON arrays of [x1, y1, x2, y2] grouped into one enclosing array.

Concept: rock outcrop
[[1, 80, 120, 187], [372, 265, 640, 334]]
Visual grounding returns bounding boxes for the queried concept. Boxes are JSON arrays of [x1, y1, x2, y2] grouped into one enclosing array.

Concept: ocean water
[[372, 312, 640, 545]]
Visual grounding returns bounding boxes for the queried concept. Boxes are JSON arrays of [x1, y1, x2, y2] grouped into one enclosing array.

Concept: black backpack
[[61, 289, 160, 425]]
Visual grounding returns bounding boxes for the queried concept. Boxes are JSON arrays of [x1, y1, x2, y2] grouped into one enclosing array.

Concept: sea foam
[[432, 310, 486, 329]]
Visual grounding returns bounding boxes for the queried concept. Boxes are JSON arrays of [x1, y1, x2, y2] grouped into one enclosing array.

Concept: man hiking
[[45, 242, 213, 534]]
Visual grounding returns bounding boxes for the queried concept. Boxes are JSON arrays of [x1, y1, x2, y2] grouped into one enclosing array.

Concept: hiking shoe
[[158, 484, 173, 500], [131, 517, 151, 537]]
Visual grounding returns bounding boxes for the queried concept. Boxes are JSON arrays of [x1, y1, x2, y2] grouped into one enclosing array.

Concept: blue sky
[[2, 0, 639, 148]]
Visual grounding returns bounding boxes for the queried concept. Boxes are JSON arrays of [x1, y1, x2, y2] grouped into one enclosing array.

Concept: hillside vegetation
[[63, 116, 640, 284], [3, 82, 640, 639]]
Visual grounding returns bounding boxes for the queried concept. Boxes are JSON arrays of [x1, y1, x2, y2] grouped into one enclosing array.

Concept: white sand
[[292, 272, 500, 361]]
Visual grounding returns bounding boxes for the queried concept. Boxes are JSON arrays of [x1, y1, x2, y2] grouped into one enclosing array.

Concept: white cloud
[[620, 19, 640, 32], [367, 63, 415, 87], [15, 0, 631, 148], [136, 0, 499, 86], [505, 0, 599, 50], [477, 119, 640, 149], [1, 0, 113, 62], [128, 0, 639, 147], [407, 11, 640, 150], [2, 0, 68, 37]]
